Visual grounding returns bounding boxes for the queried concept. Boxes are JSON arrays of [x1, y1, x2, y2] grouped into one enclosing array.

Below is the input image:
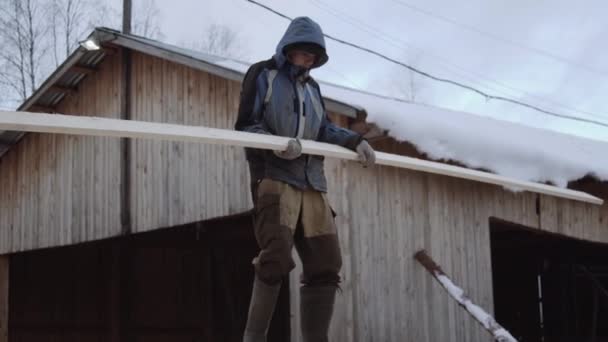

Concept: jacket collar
[[283, 62, 311, 83]]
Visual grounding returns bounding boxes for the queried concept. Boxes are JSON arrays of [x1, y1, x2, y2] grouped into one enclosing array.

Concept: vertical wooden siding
[[0, 256, 7, 342], [0, 47, 607, 341], [292, 159, 607, 342], [540, 195, 608, 242], [0, 52, 123, 254], [129, 52, 251, 233]]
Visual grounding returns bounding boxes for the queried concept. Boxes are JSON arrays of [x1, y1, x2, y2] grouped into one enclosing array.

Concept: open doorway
[[491, 218, 608, 342], [9, 213, 290, 341]]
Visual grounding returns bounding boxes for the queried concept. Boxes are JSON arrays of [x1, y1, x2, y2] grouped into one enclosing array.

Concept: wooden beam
[[69, 65, 97, 74], [414, 250, 517, 342], [0, 256, 8, 342], [120, 46, 133, 235], [28, 105, 55, 113], [18, 49, 87, 111], [50, 85, 77, 96], [0, 110, 602, 205], [100, 45, 118, 56], [122, 0, 132, 34], [50, 84, 76, 92]]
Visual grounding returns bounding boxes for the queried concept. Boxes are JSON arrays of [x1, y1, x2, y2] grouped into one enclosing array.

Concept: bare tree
[[0, 0, 50, 101], [0, 0, 164, 109], [48, 0, 94, 67], [194, 23, 246, 59], [90, 0, 163, 39], [132, 0, 163, 39], [391, 53, 425, 103]]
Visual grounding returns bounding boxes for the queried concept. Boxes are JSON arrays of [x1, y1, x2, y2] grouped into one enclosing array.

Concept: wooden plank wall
[[291, 158, 607, 342], [129, 52, 251, 233], [1, 47, 607, 341], [540, 195, 608, 243], [0, 256, 7, 342], [0, 52, 123, 254], [7, 216, 290, 341]]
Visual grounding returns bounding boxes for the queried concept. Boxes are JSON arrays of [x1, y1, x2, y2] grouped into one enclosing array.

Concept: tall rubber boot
[[300, 285, 337, 342], [243, 276, 281, 342]]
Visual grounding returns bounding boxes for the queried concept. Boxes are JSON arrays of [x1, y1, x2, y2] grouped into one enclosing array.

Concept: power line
[[307, 0, 608, 122], [245, 0, 608, 129], [389, 0, 608, 78]]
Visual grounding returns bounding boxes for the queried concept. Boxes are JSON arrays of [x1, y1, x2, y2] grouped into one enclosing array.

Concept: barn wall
[[540, 195, 608, 242], [291, 156, 607, 341], [0, 50, 353, 252], [1, 46, 606, 341], [0, 256, 7, 342], [127, 52, 352, 233], [0, 51, 123, 253], [128, 52, 252, 232]]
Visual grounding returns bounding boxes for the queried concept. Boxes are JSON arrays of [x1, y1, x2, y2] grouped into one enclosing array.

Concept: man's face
[[287, 50, 316, 68]]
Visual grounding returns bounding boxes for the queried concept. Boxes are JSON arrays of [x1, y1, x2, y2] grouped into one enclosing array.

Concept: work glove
[[274, 138, 302, 160], [355, 140, 376, 168]]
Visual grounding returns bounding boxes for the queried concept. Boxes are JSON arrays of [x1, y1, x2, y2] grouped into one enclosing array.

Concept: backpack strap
[[305, 82, 324, 122], [264, 69, 279, 106]]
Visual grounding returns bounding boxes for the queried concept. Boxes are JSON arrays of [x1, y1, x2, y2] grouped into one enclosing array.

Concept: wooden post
[[122, 0, 132, 34], [0, 256, 8, 342], [120, 49, 133, 236], [414, 250, 517, 342], [120, 0, 133, 235]]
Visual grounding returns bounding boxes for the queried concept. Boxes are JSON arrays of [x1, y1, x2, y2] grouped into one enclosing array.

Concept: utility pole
[[120, 0, 133, 236], [122, 0, 132, 34], [115, 2, 133, 341]]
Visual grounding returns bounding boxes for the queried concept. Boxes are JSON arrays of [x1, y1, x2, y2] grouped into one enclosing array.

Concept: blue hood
[[274, 16, 328, 69]]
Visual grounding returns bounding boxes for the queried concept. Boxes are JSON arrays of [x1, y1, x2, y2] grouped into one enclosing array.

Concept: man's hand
[[356, 140, 376, 168], [274, 138, 302, 160]]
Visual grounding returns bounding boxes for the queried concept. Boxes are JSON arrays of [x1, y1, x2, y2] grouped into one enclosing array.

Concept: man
[[235, 16, 375, 342]]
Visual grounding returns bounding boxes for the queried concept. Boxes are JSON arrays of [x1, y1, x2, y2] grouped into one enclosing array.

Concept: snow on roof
[[211, 57, 607, 188], [31, 28, 607, 190], [320, 82, 608, 188]]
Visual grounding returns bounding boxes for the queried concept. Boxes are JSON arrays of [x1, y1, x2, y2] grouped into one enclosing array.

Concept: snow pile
[[211, 58, 608, 188], [320, 83, 608, 188]]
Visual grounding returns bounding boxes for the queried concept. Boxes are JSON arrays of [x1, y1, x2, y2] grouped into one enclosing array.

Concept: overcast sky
[[107, 0, 608, 142]]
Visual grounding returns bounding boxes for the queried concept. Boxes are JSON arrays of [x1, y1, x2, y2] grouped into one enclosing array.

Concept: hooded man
[[235, 16, 375, 342]]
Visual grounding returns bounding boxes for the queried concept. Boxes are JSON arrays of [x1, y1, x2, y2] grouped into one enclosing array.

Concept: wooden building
[[0, 27, 607, 341]]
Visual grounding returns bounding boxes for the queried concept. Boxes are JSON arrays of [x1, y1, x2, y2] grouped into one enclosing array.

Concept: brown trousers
[[251, 178, 342, 286]]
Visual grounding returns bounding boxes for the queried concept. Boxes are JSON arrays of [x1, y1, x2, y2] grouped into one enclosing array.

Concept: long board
[[0, 110, 602, 205]]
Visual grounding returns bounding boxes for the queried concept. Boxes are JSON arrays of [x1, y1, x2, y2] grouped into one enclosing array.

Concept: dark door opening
[[9, 213, 290, 341], [491, 219, 608, 342]]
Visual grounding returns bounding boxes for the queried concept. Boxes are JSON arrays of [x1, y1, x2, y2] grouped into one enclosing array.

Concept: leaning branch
[[414, 250, 517, 342]]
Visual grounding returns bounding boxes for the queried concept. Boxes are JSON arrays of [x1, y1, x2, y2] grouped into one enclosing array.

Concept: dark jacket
[[235, 16, 362, 192]]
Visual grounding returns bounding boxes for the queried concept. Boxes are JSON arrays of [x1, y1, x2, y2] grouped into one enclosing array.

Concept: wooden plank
[[50, 85, 77, 93], [0, 256, 8, 342], [0, 110, 601, 205], [414, 250, 517, 342], [70, 65, 97, 74]]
